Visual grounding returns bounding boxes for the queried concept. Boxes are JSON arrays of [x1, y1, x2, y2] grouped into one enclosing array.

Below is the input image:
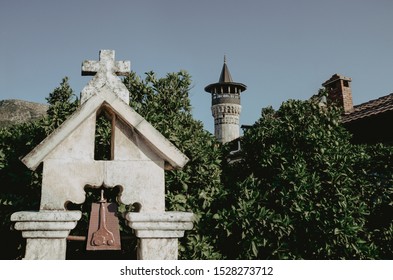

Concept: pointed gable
[[22, 86, 189, 171]]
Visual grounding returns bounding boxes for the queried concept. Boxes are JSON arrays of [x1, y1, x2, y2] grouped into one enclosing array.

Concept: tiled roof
[[342, 93, 393, 123]]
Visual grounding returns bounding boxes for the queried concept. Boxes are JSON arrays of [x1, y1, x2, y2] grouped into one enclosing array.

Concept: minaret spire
[[204, 57, 247, 143]]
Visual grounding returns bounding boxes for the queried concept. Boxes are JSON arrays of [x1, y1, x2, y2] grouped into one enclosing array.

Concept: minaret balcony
[[212, 95, 241, 105]]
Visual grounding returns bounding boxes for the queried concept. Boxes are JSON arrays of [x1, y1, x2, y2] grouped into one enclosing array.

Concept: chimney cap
[[322, 73, 352, 87]]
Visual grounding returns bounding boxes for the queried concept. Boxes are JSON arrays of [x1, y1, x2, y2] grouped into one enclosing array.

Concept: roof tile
[[342, 93, 393, 123]]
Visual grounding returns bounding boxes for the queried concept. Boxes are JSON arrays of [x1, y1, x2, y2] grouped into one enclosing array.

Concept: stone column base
[[11, 210, 81, 260], [126, 211, 194, 260]]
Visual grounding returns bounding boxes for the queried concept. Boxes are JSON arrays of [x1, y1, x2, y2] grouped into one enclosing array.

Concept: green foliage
[[123, 71, 223, 259], [0, 77, 78, 259], [94, 114, 112, 160], [352, 144, 393, 258], [0, 120, 44, 259], [1, 73, 391, 260], [0, 71, 223, 260], [218, 95, 392, 259], [44, 77, 79, 133]]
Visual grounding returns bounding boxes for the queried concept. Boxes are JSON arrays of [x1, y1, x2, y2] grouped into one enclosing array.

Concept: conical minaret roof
[[219, 55, 233, 83], [205, 56, 246, 93]]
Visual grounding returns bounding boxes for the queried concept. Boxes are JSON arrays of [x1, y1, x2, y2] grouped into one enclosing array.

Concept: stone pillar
[[126, 212, 194, 260], [11, 211, 81, 260]]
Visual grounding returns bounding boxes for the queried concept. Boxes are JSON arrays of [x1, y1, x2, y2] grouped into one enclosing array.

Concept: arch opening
[[65, 185, 138, 259]]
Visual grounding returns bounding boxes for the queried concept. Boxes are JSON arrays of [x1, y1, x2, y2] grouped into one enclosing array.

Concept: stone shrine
[[11, 50, 194, 260]]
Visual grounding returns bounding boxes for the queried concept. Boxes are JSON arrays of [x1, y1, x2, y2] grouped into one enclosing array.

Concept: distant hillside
[[0, 99, 48, 128]]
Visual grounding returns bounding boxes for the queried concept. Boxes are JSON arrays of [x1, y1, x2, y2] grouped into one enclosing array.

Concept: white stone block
[[11, 211, 81, 260], [41, 160, 104, 209], [14, 221, 77, 231], [22, 231, 72, 238], [133, 230, 186, 238], [25, 239, 68, 260], [11, 210, 82, 221], [127, 211, 195, 222], [126, 211, 194, 259], [138, 239, 179, 260], [128, 222, 194, 231], [127, 212, 194, 237]]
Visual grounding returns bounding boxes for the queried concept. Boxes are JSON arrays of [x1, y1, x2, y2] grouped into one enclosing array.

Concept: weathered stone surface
[[127, 212, 194, 237], [134, 230, 187, 238], [24, 239, 67, 260], [138, 239, 179, 260], [211, 103, 242, 143], [81, 50, 131, 104], [128, 222, 194, 231], [14, 221, 77, 231], [11, 210, 82, 221], [127, 211, 195, 222], [127, 211, 194, 259], [11, 211, 81, 260], [40, 159, 165, 210], [112, 117, 162, 161], [22, 231, 72, 238], [22, 90, 189, 171]]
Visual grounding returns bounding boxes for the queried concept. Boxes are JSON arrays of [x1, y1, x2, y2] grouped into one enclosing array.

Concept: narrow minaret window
[[204, 56, 247, 143]]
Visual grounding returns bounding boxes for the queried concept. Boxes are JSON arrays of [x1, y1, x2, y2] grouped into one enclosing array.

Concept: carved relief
[[211, 104, 241, 117]]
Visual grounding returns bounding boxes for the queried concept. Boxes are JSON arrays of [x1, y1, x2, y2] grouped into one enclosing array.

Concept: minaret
[[204, 56, 247, 143]]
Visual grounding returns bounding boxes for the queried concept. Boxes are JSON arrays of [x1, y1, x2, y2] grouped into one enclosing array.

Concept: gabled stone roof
[[22, 90, 189, 171], [22, 50, 189, 171], [342, 93, 393, 123]]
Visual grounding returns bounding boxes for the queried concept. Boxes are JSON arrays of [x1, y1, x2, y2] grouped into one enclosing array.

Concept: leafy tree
[[217, 94, 392, 259], [0, 77, 78, 259], [1, 72, 224, 259], [0, 121, 44, 259], [69, 71, 224, 259], [123, 71, 223, 259], [44, 77, 79, 133], [2, 74, 391, 260], [352, 144, 393, 258]]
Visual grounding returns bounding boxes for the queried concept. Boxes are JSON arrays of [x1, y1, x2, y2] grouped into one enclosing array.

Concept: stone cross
[[82, 50, 130, 76], [80, 50, 131, 104]]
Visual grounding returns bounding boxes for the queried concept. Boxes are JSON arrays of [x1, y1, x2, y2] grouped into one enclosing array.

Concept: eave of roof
[[342, 93, 393, 123], [22, 90, 189, 170]]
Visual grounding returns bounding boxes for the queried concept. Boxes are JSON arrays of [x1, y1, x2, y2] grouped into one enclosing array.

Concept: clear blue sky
[[1, 0, 392, 133]]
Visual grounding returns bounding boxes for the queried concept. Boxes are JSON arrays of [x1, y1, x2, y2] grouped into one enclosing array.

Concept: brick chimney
[[322, 74, 354, 113]]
